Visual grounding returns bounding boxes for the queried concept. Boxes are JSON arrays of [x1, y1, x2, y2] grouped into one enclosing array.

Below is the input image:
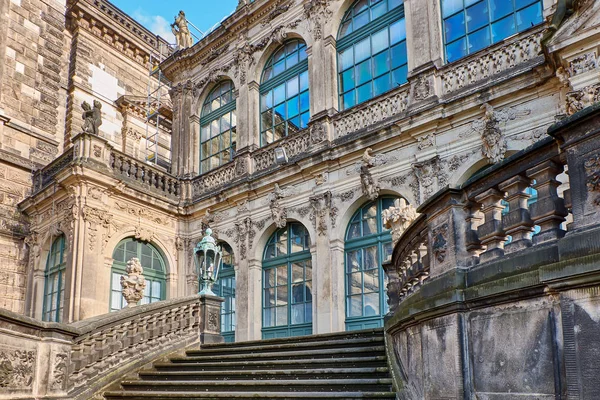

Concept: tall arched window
[[213, 242, 236, 342], [345, 196, 398, 330], [200, 80, 237, 173], [110, 238, 167, 312], [262, 222, 312, 339], [43, 235, 66, 322], [442, 0, 543, 63], [337, 0, 407, 111], [260, 40, 310, 146]]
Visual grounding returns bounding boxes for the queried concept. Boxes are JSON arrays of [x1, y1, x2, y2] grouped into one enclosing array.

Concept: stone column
[[245, 82, 260, 151], [404, 0, 444, 75], [329, 238, 346, 332], [198, 294, 224, 345], [247, 259, 263, 341], [308, 36, 338, 117], [189, 114, 200, 175]]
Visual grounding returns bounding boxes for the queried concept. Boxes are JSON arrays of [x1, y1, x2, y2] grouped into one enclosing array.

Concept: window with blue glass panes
[[337, 0, 408, 111], [442, 0, 544, 63], [260, 40, 310, 146]]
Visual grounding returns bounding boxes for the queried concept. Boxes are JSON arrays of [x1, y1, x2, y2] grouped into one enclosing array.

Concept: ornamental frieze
[[0, 348, 35, 389]]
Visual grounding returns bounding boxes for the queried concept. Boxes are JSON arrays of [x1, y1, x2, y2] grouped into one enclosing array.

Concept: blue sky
[[112, 1, 239, 44]]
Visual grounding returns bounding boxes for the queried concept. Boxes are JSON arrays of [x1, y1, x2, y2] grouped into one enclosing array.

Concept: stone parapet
[[0, 294, 221, 400], [384, 106, 600, 399]]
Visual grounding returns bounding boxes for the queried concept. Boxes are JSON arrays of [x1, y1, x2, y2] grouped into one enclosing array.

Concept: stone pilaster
[[198, 294, 224, 345]]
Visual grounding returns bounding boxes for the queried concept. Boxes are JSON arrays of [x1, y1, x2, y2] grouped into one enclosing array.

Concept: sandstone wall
[[0, 0, 69, 313]]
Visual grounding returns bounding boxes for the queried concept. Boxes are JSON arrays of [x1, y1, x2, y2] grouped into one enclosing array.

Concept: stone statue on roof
[[171, 11, 193, 49], [81, 100, 102, 135]]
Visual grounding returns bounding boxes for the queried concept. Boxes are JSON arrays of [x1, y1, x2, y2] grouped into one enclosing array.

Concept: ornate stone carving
[[310, 122, 327, 143], [83, 206, 113, 251], [337, 190, 356, 203], [120, 257, 147, 307], [303, 0, 332, 40], [382, 198, 419, 245], [585, 153, 600, 205], [334, 89, 409, 138], [412, 75, 432, 101], [470, 103, 530, 163], [207, 310, 219, 331], [269, 183, 288, 229], [569, 52, 598, 76], [566, 84, 600, 115], [134, 226, 155, 242], [171, 11, 193, 49], [417, 134, 434, 150], [310, 192, 336, 236], [261, 0, 292, 26], [0, 348, 35, 388], [412, 156, 444, 203], [235, 157, 248, 176], [50, 353, 67, 390], [431, 223, 449, 262], [441, 31, 542, 94], [82, 100, 102, 135], [114, 202, 170, 225], [235, 217, 253, 260], [479, 103, 506, 163]]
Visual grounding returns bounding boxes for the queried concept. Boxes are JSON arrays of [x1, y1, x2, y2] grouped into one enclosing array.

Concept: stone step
[[153, 355, 389, 371], [116, 378, 393, 392], [172, 345, 386, 362], [138, 366, 391, 381], [104, 391, 397, 399], [188, 336, 384, 357], [199, 328, 384, 350]]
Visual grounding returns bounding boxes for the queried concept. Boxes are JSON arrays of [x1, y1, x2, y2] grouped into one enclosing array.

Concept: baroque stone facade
[[1, 0, 600, 350]]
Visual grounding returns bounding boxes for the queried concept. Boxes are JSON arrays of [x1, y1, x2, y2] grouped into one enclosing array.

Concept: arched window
[[260, 40, 310, 146], [442, 0, 544, 63], [262, 222, 312, 339], [345, 196, 398, 330], [43, 235, 66, 322], [337, 0, 407, 111], [200, 80, 237, 173], [213, 242, 236, 342], [110, 238, 167, 311]]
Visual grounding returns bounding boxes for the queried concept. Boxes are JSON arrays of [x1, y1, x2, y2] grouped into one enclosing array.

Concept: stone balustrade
[[384, 104, 600, 399], [110, 149, 180, 198], [438, 27, 544, 97], [31, 147, 74, 193], [0, 294, 222, 400], [333, 86, 409, 139], [383, 214, 428, 312]]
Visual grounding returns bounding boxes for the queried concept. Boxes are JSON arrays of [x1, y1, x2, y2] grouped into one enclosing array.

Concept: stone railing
[[384, 105, 600, 399], [252, 127, 312, 173], [31, 147, 74, 193], [0, 294, 223, 400], [191, 159, 238, 199], [439, 27, 544, 96], [110, 149, 180, 198], [333, 86, 409, 139], [383, 214, 428, 312]]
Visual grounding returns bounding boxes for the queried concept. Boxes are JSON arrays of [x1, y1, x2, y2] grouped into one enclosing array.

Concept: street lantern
[[194, 228, 222, 295]]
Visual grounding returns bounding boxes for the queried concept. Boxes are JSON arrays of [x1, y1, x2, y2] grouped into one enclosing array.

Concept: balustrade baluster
[[526, 161, 567, 244], [474, 188, 508, 262], [465, 202, 485, 259], [499, 175, 535, 253]]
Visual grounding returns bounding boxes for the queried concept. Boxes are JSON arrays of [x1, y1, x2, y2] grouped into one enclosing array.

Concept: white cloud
[[132, 9, 176, 44]]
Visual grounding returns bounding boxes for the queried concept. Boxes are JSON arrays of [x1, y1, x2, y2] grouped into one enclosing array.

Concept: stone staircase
[[103, 328, 396, 399]]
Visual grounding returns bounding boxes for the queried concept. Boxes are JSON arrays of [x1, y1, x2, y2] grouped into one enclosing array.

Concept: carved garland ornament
[[431, 223, 449, 263]]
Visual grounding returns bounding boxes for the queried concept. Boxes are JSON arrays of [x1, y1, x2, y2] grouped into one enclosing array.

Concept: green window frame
[[110, 238, 167, 312], [200, 80, 237, 174], [262, 223, 312, 339], [260, 40, 310, 147], [441, 0, 544, 63], [345, 197, 398, 330], [213, 242, 236, 342], [43, 235, 66, 322], [337, 0, 407, 111]]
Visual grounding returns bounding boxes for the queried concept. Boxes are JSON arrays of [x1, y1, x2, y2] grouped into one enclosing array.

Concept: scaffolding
[[145, 42, 173, 171]]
